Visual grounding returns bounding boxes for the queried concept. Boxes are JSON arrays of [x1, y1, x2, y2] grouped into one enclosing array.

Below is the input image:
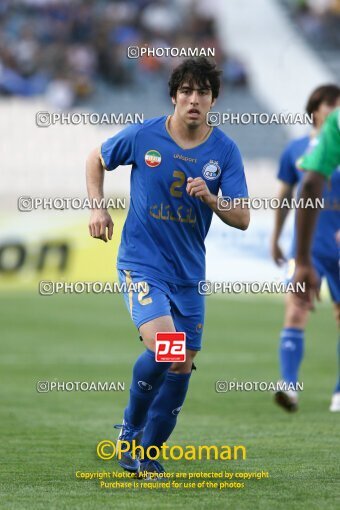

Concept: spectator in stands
[[0, 0, 248, 105]]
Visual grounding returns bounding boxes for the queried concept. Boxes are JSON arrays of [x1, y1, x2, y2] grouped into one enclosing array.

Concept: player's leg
[[138, 349, 197, 472], [324, 260, 340, 411], [275, 290, 309, 411], [123, 315, 175, 429], [115, 270, 174, 471], [139, 285, 204, 473], [329, 302, 340, 411], [280, 291, 309, 384], [332, 302, 340, 330]]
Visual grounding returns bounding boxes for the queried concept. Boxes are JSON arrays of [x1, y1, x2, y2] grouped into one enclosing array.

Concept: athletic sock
[[140, 371, 191, 457], [124, 349, 171, 429], [279, 327, 304, 386]]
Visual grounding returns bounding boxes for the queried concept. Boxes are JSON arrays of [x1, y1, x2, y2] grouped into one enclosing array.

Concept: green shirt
[[298, 108, 340, 178]]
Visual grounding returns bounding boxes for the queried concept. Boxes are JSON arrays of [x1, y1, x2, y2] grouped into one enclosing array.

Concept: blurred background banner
[[0, 0, 339, 289]]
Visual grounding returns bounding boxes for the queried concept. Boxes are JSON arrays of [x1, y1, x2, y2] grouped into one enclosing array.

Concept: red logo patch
[[155, 332, 186, 362]]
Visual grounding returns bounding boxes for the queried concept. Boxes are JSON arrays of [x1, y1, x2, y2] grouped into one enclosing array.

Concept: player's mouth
[[187, 108, 200, 119]]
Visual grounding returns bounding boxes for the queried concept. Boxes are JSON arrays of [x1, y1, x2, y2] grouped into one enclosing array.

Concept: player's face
[[314, 98, 340, 128], [172, 81, 215, 128]]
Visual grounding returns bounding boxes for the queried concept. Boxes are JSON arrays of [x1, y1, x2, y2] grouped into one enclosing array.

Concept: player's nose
[[190, 90, 199, 103]]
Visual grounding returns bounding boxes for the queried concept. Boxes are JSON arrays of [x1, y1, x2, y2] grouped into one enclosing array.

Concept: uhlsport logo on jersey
[[202, 160, 221, 180], [145, 149, 162, 167], [155, 332, 186, 362], [172, 406, 182, 416], [138, 380, 153, 391]]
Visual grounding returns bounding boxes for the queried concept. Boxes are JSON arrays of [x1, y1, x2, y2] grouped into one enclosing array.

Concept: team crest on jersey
[[202, 160, 221, 180], [196, 323, 203, 333], [145, 149, 162, 167]]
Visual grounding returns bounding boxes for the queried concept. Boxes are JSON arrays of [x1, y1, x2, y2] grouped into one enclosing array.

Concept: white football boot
[[329, 392, 340, 412]]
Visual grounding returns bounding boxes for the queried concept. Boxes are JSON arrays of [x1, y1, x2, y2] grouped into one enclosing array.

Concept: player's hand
[[335, 229, 340, 246], [293, 263, 320, 310], [271, 240, 286, 266], [186, 177, 213, 204], [88, 208, 113, 243]]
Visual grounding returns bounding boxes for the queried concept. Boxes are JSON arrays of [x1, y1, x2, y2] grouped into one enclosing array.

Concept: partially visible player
[[295, 107, 340, 300], [271, 85, 340, 412], [86, 58, 249, 476]]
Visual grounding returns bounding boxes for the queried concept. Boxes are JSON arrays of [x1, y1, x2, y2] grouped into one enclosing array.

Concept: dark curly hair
[[168, 57, 221, 100], [306, 84, 340, 125]]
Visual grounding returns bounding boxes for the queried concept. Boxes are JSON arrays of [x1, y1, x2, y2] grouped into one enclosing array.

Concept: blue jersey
[[278, 135, 340, 261], [101, 115, 248, 285]]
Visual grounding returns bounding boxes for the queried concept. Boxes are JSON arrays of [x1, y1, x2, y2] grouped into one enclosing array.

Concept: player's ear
[[211, 98, 216, 108], [171, 96, 176, 106]]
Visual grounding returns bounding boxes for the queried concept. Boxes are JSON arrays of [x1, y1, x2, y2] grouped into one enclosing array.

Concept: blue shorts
[[118, 269, 205, 351], [286, 256, 340, 303]]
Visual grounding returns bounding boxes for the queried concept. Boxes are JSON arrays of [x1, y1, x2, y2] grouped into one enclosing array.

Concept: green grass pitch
[[0, 292, 339, 510]]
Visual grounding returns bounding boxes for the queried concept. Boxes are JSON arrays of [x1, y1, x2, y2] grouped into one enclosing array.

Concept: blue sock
[[140, 371, 191, 458], [279, 327, 304, 385], [124, 349, 171, 429]]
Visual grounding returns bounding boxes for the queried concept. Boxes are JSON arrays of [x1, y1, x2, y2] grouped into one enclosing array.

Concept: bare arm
[[293, 171, 325, 306], [86, 147, 114, 242], [295, 171, 325, 265], [186, 177, 250, 230], [271, 181, 294, 265]]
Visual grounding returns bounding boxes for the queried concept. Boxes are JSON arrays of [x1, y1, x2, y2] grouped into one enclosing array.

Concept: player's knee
[[170, 350, 197, 374], [334, 305, 340, 329], [140, 335, 156, 352], [169, 361, 192, 374], [139, 317, 176, 352], [284, 300, 308, 328], [138, 331, 165, 352]]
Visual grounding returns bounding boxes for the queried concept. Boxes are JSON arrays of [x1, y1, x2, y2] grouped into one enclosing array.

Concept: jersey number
[[170, 170, 186, 198]]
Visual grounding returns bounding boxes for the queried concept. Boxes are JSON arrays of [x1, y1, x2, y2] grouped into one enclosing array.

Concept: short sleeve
[[277, 144, 299, 185], [100, 124, 141, 171], [220, 142, 248, 199], [298, 109, 340, 178]]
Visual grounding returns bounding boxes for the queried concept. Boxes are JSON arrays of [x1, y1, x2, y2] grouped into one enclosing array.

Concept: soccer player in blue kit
[[271, 85, 340, 412], [86, 58, 249, 475]]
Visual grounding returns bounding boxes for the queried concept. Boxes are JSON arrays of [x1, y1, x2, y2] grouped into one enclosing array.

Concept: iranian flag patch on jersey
[[145, 149, 162, 167]]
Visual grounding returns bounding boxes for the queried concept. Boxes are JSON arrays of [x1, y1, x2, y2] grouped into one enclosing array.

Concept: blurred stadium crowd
[[0, 0, 248, 108], [284, 0, 340, 43]]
